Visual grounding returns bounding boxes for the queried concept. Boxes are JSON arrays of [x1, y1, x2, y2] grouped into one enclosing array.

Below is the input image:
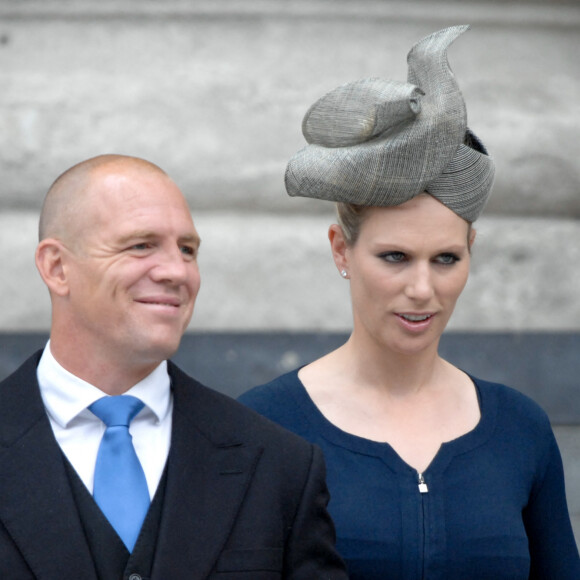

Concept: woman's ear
[[328, 224, 350, 276], [35, 239, 71, 297], [469, 227, 477, 250]]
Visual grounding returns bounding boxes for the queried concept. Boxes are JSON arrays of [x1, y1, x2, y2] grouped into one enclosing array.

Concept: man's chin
[[132, 336, 184, 367]]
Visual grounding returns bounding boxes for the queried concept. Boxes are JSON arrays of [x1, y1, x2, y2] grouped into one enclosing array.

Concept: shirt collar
[[37, 340, 172, 428]]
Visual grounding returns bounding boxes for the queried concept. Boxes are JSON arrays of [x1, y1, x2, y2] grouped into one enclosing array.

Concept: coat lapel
[[0, 352, 97, 579], [151, 364, 263, 579]]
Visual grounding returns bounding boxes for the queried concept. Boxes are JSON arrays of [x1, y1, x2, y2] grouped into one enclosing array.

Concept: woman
[[239, 26, 580, 579]]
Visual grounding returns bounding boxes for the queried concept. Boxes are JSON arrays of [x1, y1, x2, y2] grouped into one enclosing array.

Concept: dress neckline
[[286, 369, 498, 477]]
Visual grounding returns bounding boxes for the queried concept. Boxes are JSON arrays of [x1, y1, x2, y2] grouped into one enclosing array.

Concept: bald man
[[0, 155, 347, 580]]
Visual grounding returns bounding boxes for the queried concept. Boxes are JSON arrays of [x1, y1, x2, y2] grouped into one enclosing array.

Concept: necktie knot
[[89, 395, 145, 427]]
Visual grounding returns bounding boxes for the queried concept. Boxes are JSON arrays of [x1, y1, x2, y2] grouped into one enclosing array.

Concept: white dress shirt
[[37, 341, 173, 499]]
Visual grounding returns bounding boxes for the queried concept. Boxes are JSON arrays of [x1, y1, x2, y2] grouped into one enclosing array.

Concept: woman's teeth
[[401, 314, 431, 322]]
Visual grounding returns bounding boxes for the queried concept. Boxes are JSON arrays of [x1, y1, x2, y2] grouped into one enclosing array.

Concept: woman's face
[[331, 193, 474, 357]]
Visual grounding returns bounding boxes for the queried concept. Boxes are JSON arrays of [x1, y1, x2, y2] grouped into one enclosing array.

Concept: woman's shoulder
[[472, 375, 553, 434]]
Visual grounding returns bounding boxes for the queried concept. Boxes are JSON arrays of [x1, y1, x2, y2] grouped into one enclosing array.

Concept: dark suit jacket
[[0, 352, 347, 579]]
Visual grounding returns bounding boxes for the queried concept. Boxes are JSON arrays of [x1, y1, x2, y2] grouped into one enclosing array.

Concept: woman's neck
[[339, 331, 446, 397]]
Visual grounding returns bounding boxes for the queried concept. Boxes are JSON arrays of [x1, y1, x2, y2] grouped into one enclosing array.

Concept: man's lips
[[135, 296, 181, 308]]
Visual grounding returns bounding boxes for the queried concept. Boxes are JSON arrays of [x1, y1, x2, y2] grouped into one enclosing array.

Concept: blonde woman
[[240, 26, 579, 580]]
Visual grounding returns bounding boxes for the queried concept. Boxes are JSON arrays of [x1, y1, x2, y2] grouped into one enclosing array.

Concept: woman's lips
[[395, 312, 435, 331]]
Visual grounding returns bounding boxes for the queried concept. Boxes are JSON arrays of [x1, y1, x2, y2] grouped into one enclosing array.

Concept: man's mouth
[[136, 297, 181, 308]]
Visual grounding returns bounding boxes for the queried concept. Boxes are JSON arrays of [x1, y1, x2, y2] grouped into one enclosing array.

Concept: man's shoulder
[[168, 361, 314, 453], [0, 350, 43, 388], [0, 351, 46, 446]]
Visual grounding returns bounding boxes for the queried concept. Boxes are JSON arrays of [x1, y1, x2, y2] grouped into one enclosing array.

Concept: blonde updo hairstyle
[[336, 203, 369, 246]]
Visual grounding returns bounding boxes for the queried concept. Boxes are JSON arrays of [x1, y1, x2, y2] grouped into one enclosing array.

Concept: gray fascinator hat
[[284, 25, 495, 222]]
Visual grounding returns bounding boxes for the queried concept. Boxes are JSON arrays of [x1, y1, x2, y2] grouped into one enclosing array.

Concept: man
[[0, 155, 347, 579]]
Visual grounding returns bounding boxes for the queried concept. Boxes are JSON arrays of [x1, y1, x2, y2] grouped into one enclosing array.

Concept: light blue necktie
[[89, 395, 150, 552]]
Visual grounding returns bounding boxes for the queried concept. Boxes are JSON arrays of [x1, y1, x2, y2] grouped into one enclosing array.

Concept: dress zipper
[[418, 472, 429, 493], [416, 472, 429, 579]]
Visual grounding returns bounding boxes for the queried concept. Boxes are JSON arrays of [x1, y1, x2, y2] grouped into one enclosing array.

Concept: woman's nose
[[404, 262, 435, 301]]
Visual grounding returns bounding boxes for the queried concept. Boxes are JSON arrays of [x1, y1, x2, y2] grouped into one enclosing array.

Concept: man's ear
[[35, 239, 71, 297], [328, 224, 350, 276]]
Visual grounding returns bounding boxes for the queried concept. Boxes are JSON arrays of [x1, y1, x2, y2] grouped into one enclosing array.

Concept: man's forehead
[[88, 168, 189, 212]]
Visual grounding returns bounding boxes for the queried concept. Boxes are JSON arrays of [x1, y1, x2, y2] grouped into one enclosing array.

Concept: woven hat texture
[[285, 25, 495, 222]]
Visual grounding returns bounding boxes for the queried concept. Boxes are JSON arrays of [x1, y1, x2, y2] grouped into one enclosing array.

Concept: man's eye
[[131, 243, 149, 251], [180, 245, 196, 257]]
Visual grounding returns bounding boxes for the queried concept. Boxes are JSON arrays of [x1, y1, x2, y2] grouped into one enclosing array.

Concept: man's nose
[[150, 247, 193, 284]]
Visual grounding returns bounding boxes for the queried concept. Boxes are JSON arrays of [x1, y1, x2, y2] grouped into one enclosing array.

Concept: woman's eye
[[435, 253, 459, 265], [380, 251, 406, 263]]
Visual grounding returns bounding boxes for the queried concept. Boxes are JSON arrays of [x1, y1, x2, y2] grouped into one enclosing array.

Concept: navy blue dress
[[239, 371, 580, 579]]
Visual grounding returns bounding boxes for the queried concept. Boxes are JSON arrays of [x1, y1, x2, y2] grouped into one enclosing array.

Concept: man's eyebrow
[[180, 233, 201, 248], [116, 231, 157, 245], [116, 231, 201, 247]]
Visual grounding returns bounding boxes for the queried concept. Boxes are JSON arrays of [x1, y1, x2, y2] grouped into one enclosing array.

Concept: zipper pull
[[418, 472, 429, 494]]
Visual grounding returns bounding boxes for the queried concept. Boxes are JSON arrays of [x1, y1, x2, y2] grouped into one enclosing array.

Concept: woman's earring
[[340, 270, 348, 278]]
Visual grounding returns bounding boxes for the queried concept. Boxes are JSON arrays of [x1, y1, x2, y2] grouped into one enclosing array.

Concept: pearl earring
[[340, 270, 348, 278]]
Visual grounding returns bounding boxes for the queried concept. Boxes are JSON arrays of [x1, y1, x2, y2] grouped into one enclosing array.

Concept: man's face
[[63, 166, 201, 371]]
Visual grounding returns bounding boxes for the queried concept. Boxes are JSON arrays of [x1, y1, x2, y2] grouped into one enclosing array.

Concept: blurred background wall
[[0, 0, 579, 542]]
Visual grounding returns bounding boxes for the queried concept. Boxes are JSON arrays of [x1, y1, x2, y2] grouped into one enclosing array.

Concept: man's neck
[[48, 340, 164, 395]]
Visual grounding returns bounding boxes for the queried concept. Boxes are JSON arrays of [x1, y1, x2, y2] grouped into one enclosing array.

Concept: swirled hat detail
[[284, 25, 495, 222]]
